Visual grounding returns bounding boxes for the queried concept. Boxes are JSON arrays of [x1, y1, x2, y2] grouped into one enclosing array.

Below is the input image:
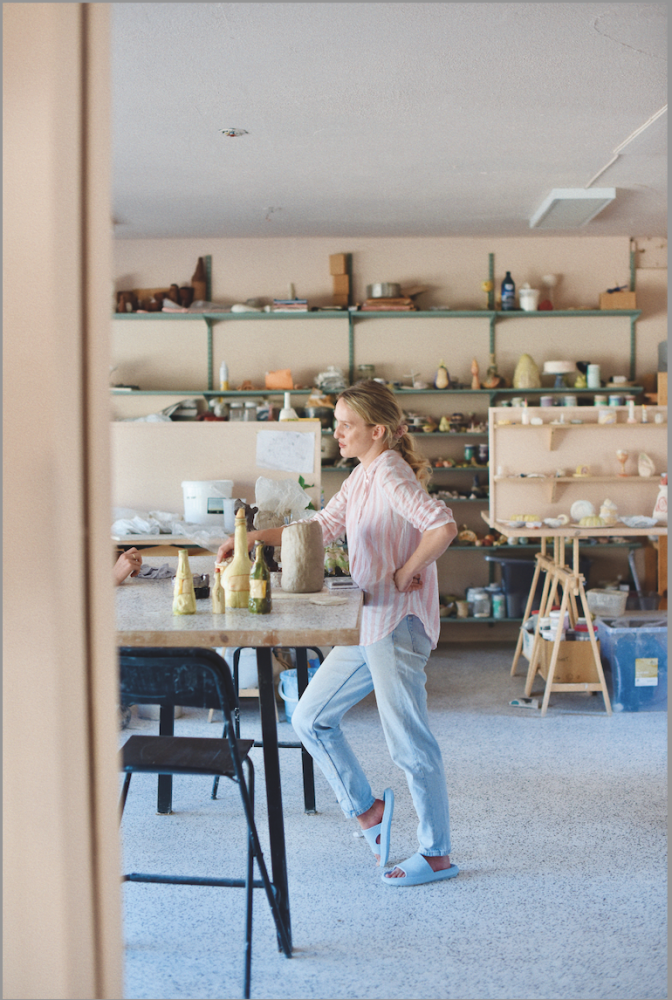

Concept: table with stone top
[[117, 554, 363, 947]]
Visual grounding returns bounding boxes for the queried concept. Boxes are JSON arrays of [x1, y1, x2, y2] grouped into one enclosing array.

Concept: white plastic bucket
[[181, 480, 233, 525], [278, 663, 320, 723]]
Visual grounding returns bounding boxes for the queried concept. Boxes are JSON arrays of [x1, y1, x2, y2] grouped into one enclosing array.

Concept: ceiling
[[111, 2, 667, 239]]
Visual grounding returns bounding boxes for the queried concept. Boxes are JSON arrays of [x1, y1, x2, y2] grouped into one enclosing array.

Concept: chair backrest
[[119, 647, 239, 730]]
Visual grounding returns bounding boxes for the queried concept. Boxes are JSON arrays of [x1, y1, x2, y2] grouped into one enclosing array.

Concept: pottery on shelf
[[513, 353, 541, 389], [434, 360, 450, 389], [616, 449, 630, 477], [570, 500, 596, 521], [599, 499, 619, 526], [638, 452, 656, 477]]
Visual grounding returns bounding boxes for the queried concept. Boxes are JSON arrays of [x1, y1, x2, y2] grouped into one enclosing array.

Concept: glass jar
[[229, 401, 244, 421], [243, 400, 259, 421], [471, 588, 491, 618]]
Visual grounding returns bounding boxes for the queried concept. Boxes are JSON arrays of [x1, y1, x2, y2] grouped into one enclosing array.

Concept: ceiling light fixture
[[220, 128, 248, 137], [529, 188, 616, 229]]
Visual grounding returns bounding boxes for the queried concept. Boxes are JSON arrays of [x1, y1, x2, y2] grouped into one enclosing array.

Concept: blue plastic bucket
[[278, 662, 320, 723]]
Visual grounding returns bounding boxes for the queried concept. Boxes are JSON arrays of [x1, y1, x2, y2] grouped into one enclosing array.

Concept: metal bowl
[[304, 406, 335, 429], [366, 282, 401, 299]]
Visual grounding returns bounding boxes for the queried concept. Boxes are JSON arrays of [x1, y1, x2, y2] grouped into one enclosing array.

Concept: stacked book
[[272, 298, 308, 312], [360, 297, 416, 311]]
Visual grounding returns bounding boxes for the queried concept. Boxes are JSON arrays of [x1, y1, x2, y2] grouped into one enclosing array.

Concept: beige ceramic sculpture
[[513, 353, 541, 389], [172, 549, 197, 615]]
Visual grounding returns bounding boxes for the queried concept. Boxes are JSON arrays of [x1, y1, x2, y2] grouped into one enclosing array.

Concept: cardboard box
[[332, 274, 350, 295], [329, 253, 348, 275], [331, 293, 349, 307], [522, 629, 601, 682], [537, 639, 601, 683], [599, 291, 637, 310]]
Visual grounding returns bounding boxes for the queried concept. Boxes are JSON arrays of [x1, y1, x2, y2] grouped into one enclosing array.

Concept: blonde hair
[[337, 380, 432, 489]]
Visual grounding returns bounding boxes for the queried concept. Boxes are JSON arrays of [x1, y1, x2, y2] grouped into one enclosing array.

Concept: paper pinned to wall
[[256, 430, 316, 474]]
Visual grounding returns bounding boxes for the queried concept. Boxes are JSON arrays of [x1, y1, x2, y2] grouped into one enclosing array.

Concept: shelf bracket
[[348, 311, 355, 385], [629, 314, 636, 382], [205, 318, 214, 390]]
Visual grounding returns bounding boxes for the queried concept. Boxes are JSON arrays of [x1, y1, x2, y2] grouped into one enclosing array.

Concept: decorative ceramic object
[[638, 452, 656, 477], [599, 499, 618, 526], [579, 515, 606, 528], [471, 358, 480, 390], [481, 280, 493, 310], [541, 273, 559, 308], [434, 360, 450, 389], [172, 549, 197, 615], [652, 473, 667, 523], [513, 353, 541, 389], [280, 520, 325, 593], [616, 449, 629, 476], [438, 416, 451, 433], [627, 400, 637, 423], [556, 514, 570, 525], [570, 500, 595, 521], [211, 565, 226, 613], [574, 465, 590, 477], [543, 518, 565, 528]]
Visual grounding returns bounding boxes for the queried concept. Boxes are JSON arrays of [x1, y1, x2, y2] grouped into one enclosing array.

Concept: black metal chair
[[118, 646, 292, 999], [211, 645, 325, 811]]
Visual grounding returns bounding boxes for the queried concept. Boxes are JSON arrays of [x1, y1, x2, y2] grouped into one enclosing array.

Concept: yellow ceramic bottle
[[223, 508, 253, 608], [211, 564, 226, 613], [172, 548, 197, 615]]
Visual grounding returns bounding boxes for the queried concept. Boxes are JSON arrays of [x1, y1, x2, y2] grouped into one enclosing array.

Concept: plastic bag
[[254, 476, 314, 528]]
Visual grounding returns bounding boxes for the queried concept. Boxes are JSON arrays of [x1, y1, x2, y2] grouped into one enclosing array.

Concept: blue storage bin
[[278, 661, 320, 723], [596, 615, 668, 712]]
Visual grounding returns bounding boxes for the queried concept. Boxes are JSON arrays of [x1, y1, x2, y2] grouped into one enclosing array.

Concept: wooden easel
[[520, 537, 612, 715]]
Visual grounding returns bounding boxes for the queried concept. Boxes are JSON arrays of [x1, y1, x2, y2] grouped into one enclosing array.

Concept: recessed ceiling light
[[529, 188, 616, 228], [220, 128, 248, 137]]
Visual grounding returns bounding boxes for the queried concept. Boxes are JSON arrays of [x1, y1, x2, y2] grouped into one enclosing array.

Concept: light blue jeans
[[291, 614, 451, 856]]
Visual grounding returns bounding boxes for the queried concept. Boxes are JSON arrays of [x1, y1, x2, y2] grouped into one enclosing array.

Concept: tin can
[[563, 394, 578, 407], [478, 443, 489, 464], [464, 444, 475, 462], [593, 395, 607, 406], [492, 593, 506, 619], [608, 394, 624, 407], [540, 395, 554, 407]]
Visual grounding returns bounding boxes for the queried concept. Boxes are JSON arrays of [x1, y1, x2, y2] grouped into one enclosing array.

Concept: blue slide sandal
[[382, 852, 459, 886], [362, 788, 394, 867]]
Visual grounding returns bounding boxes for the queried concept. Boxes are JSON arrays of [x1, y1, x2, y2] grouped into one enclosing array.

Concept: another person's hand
[[216, 536, 235, 563], [113, 547, 142, 585], [393, 567, 423, 593]]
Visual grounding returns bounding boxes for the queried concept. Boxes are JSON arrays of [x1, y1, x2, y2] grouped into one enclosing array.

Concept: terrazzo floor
[[119, 642, 667, 1000]]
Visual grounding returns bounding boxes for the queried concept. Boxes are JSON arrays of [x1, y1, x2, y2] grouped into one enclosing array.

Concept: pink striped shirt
[[309, 449, 454, 647]]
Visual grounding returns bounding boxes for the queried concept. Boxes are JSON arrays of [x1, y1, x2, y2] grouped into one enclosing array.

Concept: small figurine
[[616, 449, 629, 477], [172, 549, 197, 615], [434, 360, 450, 389], [481, 280, 493, 310], [471, 358, 480, 390], [211, 565, 226, 613]]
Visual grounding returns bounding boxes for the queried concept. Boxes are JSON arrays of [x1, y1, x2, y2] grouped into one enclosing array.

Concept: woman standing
[[217, 380, 458, 886]]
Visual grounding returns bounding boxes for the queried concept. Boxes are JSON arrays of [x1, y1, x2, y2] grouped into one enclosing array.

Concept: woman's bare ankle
[[356, 798, 384, 831]]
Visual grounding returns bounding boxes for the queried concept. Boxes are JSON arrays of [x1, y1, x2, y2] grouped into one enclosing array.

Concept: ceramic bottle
[[172, 549, 197, 615], [248, 542, 272, 614], [223, 508, 253, 607]]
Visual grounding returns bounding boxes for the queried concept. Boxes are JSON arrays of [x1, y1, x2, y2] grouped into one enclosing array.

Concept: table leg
[[157, 704, 174, 814], [524, 566, 553, 697], [256, 647, 292, 950], [540, 585, 571, 715], [295, 648, 316, 814]]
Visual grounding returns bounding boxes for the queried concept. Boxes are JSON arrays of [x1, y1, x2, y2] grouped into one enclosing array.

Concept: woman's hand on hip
[[393, 566, 422, 593]]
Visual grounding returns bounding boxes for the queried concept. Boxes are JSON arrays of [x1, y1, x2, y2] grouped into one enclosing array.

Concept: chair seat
[[121, 735, 255, 777]]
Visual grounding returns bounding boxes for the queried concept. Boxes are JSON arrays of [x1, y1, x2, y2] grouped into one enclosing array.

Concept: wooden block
[[537, 640, 601, 684], [657, 372, 667, 405], [599, 291, 637, 310], [329, 253, 348, 275], [332, 293, 349, 306], [657, 535, 667, 598], [332, 274, 349, 295]]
